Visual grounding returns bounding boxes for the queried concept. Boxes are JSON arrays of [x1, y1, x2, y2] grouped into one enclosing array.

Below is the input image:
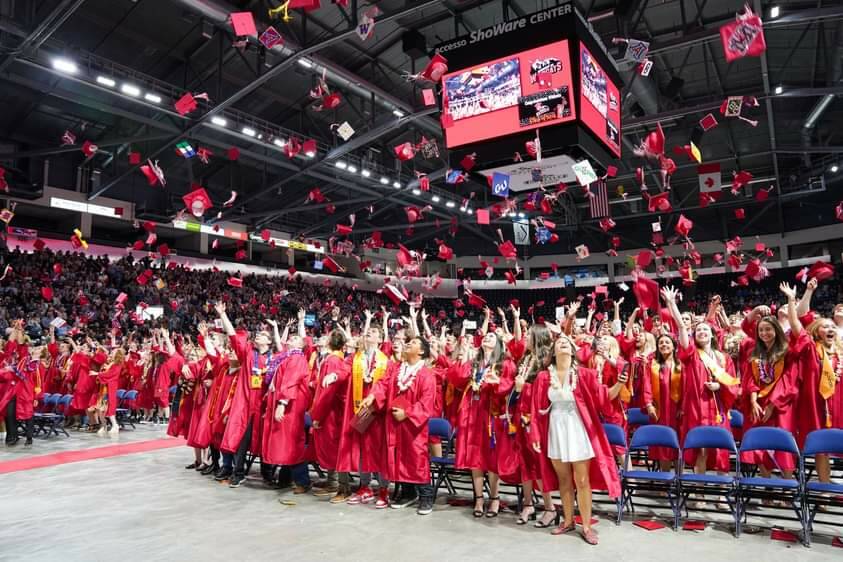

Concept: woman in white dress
[[531, 334, 623, 545]]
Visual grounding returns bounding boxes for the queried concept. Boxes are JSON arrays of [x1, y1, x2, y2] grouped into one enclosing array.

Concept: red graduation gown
[[642, 358, 681, 462], [678, 345, 739, 470], [336, 352, 389, 475], [790, 330, 834, 446], [220, 333, 272, 454], [497, 379, 538, 484], [154, 353, 185, 409], [0, 352, 44, 421], [167, 359, 207, 438], [529, 368, 621, 498], [447, 359, 515, 472], [187, 353, 227, 449], [69, 353, 96, 413], [261, 352, 311, 465], [309, 353, 349, 471], [371, 362, 435, 484]]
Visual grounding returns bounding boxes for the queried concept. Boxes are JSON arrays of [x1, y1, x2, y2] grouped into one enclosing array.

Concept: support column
[[79, 213, 92, 238], [779, 243, 789, 268], [200, 233, 208, 254]]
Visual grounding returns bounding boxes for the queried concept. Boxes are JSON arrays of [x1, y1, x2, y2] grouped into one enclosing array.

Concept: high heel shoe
[[485, 496, 501, 518], [534, 508, 560, 528], [516, 504, 536, 525], [473, 494, 485, 518]]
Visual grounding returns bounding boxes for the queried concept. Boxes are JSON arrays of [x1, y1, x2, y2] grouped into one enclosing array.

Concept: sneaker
[[229, 475, 245, 488], [96, 426, 106, 436], [214, 468, 233, 481], [417, 497, 434, 516], [330, 491, 351, 504], [200, 464, 219, 476], [313, 486, 339, 497], [24, 439, 33, 448], [375, 488, 390, 509], [108, 427, 119, 436], [348, 486, 375, 505], [390, 493, 418, 509]]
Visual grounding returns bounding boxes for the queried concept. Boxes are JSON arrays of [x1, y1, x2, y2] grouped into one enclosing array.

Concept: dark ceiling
[[1, 0, 842, 260]]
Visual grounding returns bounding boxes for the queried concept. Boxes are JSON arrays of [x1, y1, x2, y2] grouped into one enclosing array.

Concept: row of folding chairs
[[613, 424, 843, 546], [32, 393, 72, 437]]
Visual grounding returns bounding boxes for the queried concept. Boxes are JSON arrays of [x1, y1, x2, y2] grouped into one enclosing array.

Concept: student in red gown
[[448, 330, 515, 518], [362, 336, 436, 514], [262, 314, 313, 495], [309, 330, 351, 500], [215, 302, 276, 488], [662, 286, 739, 476], [188, 328, 227, 474], [95, 347, 125, 436], [170, 343, 211, 468], [643, 334, 683, 470], [336, 310, 391, 507], [738, 284, 802, 479], [788, 280, 840, 484], [0, 322, 45, 447], [69, 338, 101, 425], [531, 334, 621, 545]]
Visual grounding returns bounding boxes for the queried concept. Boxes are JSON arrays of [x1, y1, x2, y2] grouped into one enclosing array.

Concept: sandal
[[534, 508, 560, 528], [551, 521, 576, 536], [516, 504, 536, 525], [581, 528, 599, 545], [473, 495, 485, 518], [485, 496, 501, 518]]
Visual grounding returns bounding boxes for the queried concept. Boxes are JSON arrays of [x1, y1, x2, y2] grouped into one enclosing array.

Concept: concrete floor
[[1, 427, 841, 562]]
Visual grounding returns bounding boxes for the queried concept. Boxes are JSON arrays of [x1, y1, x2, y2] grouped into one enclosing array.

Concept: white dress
[[546, 376, 595, 463]]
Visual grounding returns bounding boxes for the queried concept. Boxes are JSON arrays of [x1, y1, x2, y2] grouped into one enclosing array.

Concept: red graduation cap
[[174, 93, 200, 116], [182, 187, 213, 218], [394, 142, 415, 161], [140, 159, 165, 186], [302, 139, 317, 157], [675, 214, 693, 237], [699, 113, 718, 131], [632, 275, 659, 310], [381, 283, 406, 305], [755, 187, 772, 202], [727, 253, 743, 269], [460, 154, 476, 171], [260, 229, 271, 242], [322, 256, 342, 273], [731, 170, 753, 193], [52, 263, 62, 275], [735, 208, 745, 219], [744, 258, 761, 280], [497, 240, 517, 260], [82, 140, 98, 158], [599, 218, 615, 232], [335, 224, 352, 236], [422, 89, 436, 106], [437, 241, 453, 261], [647, 191, 672, 213], [41, 286, 53, 301], [235, 249, 247, 261], [157, 243, 170, 257], [405, 206, 428, 224], [33, 239, 46, 252], [419, 53, 448, 83], [637, 250, 653, 269], [128, 151, 141, 165], [476, 208, 490, 225], [229, 12, 258, 36], [807, 261, 835, 282], [505, 270, 517, 285], [466, 289, 486, 309], [227, 147, 240, 161], [227, 277, 243, 288]]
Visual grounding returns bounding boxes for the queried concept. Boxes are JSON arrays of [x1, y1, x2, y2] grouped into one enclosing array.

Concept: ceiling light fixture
[[412, 188, 421, 195], [361, 169, 371, 178], [347, 165, 358, 173], [446, 201, 456, 208], [393, 181, 401, 188], [242, 127, 257, 137], [335, 160, 347, 169], [96, 76, 115, 87], [120, 83, 141, 97], [379, 176, 389, 185], [770, 6, 780, 18], [774, 85, 783, 95], [432, 195, 441, 203], [52, 57, 78, 74], [210, 116, 227, 127], [144, 93, 162, 103], [273, 138, 287, 147]]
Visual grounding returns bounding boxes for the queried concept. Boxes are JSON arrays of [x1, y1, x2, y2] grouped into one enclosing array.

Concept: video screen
[[443, 58, 522, 121], [442, 40, 576, 148], [579, 44, 621, 157]]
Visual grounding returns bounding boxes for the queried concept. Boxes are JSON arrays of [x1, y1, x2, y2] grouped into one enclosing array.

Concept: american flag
[[589, 178, 610, 218]]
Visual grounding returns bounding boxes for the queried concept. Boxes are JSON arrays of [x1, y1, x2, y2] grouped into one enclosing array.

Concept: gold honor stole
[[697, 349, 738, 423], [352, 350, 387, 413], [815, 342, 837, 427], [651, 360, 681, 407], [751, 358, 784, 399]]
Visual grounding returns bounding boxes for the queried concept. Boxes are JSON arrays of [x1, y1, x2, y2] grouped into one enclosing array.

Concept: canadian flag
[[698, 163, 722, 199]]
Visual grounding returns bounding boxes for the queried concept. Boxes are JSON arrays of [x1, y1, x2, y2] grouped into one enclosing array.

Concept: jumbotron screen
[[442, 40, 576, 148], [579, 43, 621, 157]]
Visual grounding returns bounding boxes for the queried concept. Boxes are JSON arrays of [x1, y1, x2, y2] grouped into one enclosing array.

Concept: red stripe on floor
[[0, 438, 186, 474]]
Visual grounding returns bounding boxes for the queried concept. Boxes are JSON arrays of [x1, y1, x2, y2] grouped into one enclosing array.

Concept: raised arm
[[380, 306, 390, 342], [420, 308, 433, 339], [214, 302, 235, 336], [796, 277, 817, 319], [497, 307, 510, 336], [624, 307, 639, 340], [661, 286, 688, 350], [780, 282, 801, 336], [160, 328, 176, 355], [297, 308, 306, 339], [511, 304, 522, 342], [406, 306, 419, 338], [612, 297, 625, 336], [362, 309, 373, 339], [267, 319, 283, 353], [480, 306, 491, 336]]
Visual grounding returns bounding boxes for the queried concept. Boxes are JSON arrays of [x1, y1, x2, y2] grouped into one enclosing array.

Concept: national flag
[[698, 163, 722, 199], [589, 178, 610, 219]]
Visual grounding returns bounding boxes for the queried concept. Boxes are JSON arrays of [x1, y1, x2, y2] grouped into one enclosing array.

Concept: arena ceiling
[[1, 0, 842, 260]]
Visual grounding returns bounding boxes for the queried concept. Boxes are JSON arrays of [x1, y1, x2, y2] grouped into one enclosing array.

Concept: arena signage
[[436, 3, 573, 54]]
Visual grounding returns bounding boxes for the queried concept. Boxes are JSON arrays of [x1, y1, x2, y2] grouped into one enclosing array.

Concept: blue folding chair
[[729, 409, 745, 446], [802, 429, 843, 547], [602, 422, 627, 525], [735, 427, 804, 539], [116, 390, 138, 429], [627, 407, 651, 427], [678, 426, 738, 524], [621, 425, 681, 529], [116, 389, 126, 401], [429, 418, 457, 501]]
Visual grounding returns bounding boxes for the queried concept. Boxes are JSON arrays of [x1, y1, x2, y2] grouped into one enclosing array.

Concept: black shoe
[[389, 483, 402, 503], [201, 464, 219, 476], [185, 462, 199, 470], [214, 468, 233, 481], [417, 497, 434, 516], [24, 439, 32, 448], [5, 437, 19, 446], [390, 493, 418, 509], [229, 475, 245, 488]]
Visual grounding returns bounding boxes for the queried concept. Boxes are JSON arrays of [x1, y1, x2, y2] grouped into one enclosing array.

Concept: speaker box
[[402, 29, 427, 59]]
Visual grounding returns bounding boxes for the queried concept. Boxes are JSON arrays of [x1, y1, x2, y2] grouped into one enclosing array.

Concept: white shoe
[[97, 426, 106, 436], [108, 427, 119, 436]]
